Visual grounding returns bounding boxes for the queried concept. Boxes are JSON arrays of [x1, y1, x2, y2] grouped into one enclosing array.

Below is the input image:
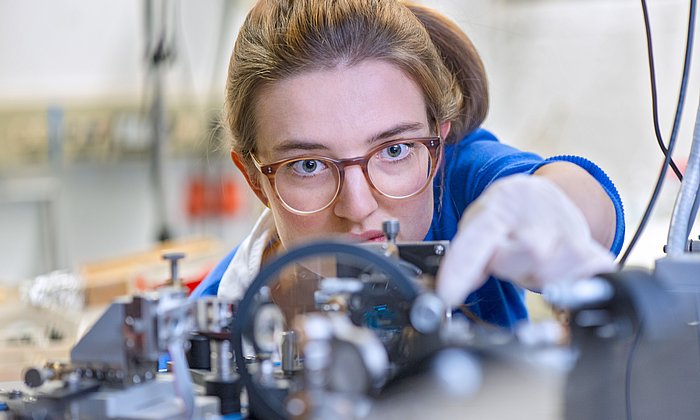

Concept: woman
[[191, 0, 623, 329]]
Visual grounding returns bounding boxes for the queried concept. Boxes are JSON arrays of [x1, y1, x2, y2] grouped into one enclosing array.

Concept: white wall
[[0, 0, 254, 103], [0, 0, 697, 282]]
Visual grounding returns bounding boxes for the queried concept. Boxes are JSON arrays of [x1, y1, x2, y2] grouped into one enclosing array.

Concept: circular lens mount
[[231, 240, 419, 419]]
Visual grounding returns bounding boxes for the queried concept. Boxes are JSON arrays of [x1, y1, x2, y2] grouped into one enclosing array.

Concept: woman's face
[[248, 59, 444, 249]]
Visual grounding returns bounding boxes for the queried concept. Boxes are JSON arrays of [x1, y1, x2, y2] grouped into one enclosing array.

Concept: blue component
[[158, 353, 170, 372], [363, 304, 399, 331], [0, 401, 8, 411]]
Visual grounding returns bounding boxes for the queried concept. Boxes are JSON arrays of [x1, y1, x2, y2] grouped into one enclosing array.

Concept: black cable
[[621, 4, 697, 418], [667, 0, 697, 183], [618, 0, 696, 266], [624, 319, 644, 420], [644, 0, 685, 182]]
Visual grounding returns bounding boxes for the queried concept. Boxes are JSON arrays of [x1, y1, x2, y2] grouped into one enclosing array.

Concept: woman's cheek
[[274, 209, 333, 248]]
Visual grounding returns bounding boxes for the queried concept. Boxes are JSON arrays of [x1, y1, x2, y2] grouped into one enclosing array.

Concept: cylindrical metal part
[[281, 331, 299, 375], [410, 293, 445, 334], [382, 219, 400, 244], [24, 368, 51, 388], [215, 340, 233, 381], [186, 334, 211, 370]]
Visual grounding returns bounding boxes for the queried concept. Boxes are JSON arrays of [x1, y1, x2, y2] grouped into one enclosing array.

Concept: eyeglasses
[[251, 136, 442, 215]]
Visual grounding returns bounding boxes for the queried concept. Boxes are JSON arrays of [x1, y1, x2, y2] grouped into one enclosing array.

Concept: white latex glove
[[436, 174, 616, 308]]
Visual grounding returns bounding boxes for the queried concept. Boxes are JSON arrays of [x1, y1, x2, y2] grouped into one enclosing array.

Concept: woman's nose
[[333, 165, 378, 221]]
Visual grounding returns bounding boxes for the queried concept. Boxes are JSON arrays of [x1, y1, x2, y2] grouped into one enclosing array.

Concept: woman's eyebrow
[[368, 122, 426, 144], [271, 139, 329, 155], [269, 121, 426, 155]]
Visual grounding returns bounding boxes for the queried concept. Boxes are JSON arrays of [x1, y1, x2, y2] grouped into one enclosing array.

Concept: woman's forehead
[[253, 60, 430, 156]]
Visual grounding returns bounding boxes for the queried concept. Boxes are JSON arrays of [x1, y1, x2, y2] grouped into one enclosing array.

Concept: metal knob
[[410, 293, 445, 334], [162, 252, 186, 287], [24, 367, 51, 388], [382, 219, 400, 244]]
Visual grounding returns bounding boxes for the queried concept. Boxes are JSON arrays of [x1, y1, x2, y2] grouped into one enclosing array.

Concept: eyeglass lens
[[274, 140, 433, 213]]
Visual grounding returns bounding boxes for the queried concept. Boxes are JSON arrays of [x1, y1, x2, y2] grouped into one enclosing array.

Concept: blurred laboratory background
[[0, 0, 697, 377]]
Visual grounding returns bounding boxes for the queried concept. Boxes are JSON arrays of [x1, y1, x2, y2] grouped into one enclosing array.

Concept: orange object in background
[[186, 175, 245, 219], [186, 177, 207, 218], [218, 178, 243, 216]]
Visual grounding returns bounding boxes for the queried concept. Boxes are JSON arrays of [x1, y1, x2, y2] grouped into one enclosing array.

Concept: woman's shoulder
[[455, 127, 500, 145], [444, 128, 541, 169], [187, 246, 239, 299]]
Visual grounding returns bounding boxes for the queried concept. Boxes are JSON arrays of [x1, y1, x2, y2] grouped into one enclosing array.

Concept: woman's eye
[[290, 159, 326, 175], [381, 143, 411, 160]]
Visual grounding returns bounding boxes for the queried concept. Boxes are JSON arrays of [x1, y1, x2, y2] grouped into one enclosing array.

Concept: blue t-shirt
[[191, 128, 625, 329]]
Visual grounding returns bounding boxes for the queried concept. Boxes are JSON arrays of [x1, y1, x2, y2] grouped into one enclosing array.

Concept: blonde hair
[[224, 0, 465, 172]]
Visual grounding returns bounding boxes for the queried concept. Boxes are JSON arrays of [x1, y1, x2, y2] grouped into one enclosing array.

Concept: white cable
[[667, 97, 700, 255], [687, 184, 700, 239]]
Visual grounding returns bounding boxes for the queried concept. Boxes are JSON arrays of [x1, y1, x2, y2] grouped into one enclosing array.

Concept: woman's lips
[[347, 230, 386, 242]]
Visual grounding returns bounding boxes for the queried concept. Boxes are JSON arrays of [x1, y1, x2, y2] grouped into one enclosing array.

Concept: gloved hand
[[436, 174, 616, 308]]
